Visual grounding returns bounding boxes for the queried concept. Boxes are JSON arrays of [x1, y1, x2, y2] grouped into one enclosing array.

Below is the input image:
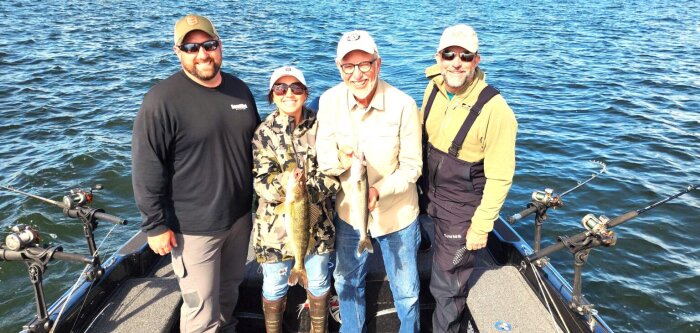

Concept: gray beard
[[443, 69, 475, 91]]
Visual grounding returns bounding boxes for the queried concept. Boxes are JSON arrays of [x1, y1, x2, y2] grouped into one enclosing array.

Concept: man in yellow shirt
[[420, 24, 517, 332]]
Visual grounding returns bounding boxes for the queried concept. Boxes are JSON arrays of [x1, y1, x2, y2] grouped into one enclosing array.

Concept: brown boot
[[307, 291, 330, 333], [262, 295, 286, 333]]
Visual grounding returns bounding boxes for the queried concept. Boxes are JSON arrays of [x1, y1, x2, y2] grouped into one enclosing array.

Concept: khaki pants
[[171, 214, 252, 333]]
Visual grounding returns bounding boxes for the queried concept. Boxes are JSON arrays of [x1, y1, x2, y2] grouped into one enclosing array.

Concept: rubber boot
[[307, 291, 330, 333], [262, 295, 286, 333]]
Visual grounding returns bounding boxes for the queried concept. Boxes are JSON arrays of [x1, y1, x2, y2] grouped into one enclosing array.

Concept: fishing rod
[[508, 161, 606, 252], [1, 184, 127, 273], [509, 160, 607, 223], [526, 184, 697, 318], [529, 184, 698, 261], [0, 184, 127, 226]]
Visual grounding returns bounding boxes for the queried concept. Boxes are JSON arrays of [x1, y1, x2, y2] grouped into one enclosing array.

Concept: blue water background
[[1, 1, 698, 332]]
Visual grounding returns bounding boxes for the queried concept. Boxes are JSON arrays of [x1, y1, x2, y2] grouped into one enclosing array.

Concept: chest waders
[[421, 84, 500, 271]]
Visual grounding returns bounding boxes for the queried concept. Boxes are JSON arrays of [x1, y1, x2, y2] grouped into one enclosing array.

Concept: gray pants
[[171, 214, 252, 333]]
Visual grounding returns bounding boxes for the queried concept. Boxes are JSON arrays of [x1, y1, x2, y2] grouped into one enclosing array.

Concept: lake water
[[0, 1, 698, 332]]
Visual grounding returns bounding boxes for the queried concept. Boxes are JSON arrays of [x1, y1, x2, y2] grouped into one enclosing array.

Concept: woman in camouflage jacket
[[252, 66, 339, 333]]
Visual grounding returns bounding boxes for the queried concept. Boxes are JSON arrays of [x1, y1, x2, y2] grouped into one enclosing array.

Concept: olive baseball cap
[[174, 14, 219, 45]]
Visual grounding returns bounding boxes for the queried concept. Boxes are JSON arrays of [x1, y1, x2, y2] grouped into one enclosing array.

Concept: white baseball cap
[[268, 66, 307, 91], [437, 24, 479, 53], [336, 30, 379, 61]]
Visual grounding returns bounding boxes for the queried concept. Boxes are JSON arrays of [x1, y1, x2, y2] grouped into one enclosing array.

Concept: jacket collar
[[273, 106, 316, 131]]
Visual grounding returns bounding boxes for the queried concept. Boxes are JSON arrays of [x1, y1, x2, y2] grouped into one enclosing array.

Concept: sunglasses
[[272, 82, 307, 96], [340, 59, 377, 74], [441, 50, 476, 62], [177, 40, 220, 53]]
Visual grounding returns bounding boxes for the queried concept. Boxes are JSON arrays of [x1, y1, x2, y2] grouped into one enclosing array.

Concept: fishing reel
[[61, 184, 102, 210], [581, 214, 616, 247], [531, 188, 563, 208], [4, 224, 42, 251]]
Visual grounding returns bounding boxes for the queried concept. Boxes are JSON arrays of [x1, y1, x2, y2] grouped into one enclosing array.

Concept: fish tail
[[288, 268, 309, 289], [356, 238, 374, 256]]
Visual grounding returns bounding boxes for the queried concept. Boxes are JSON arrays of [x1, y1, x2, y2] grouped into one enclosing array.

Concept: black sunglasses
[[178, 40, 220, 53], [272, 82, 307, 96], [441, 50, 476, 62]]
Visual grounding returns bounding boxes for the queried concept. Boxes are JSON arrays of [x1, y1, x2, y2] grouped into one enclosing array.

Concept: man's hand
[[338, 145, 354, 170], [147, 229, 178, 256], [466, 228, 487, 251], [368, 187, 379, 212]]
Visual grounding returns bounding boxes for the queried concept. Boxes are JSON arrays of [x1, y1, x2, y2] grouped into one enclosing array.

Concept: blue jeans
[[261, 253, 331, 300], [333, 216, 421, 333]]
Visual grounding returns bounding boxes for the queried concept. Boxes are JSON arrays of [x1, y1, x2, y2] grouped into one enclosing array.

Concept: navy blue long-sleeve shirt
[[132, 71, 260, 236]]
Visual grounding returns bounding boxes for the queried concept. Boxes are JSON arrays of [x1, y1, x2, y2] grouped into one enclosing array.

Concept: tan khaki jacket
[[317, 80, 422, 237]]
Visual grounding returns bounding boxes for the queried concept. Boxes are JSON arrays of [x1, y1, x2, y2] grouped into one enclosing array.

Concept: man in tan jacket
[[316, 30, 423, 333], [420, 24, 517, 332]]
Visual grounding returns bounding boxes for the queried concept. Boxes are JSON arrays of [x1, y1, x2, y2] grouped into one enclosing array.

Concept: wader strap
[[422, 84, 440, 145], [419, 84, 440, 201], [423, 84, 440, 124], [447, 85, 500, 157]]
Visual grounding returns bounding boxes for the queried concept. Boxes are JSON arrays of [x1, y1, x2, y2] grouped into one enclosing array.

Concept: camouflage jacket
[[252, 107, 340, 263]]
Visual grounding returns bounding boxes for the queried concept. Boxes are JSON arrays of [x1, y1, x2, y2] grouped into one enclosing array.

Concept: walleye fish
[[349, 152, 373, 256], [284, 168, 312, 288]]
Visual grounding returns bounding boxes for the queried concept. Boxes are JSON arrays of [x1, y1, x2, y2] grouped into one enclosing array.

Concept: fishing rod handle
[[51, 250, 96, 265], [508, 204, 538, 224], [0, 248, 24, 261], [94, 211, 128, 225], [528, 232, 588, 261], [606, 211, 639, 228], [64, 208, 128, 225]]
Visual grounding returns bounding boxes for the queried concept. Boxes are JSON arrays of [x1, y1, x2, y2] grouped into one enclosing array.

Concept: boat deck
[[84, 216, 561, 333]]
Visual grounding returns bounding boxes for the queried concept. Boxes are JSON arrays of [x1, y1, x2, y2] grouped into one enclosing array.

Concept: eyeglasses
[[441, 50, 476, 62], [340, 59, 377, 74], [272, 82, 307, 96], [177, 40, 220, 53]]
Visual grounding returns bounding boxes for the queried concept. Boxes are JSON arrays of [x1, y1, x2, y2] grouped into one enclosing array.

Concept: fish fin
[[288, 268, 309, 289], [356, 238, 374, 256]]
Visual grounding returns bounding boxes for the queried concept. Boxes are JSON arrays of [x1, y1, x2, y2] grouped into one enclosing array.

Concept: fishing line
[[529, 260, 568, 333], [559, 160, 607, 197], [53, 221, 119, 333]]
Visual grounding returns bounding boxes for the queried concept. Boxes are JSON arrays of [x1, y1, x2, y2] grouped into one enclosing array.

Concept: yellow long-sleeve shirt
[[420, 65, 518, 235]]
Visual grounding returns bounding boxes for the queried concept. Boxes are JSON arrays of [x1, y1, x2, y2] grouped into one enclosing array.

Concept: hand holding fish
[[338, 145, 354, 170], [293, 166, 307, 185], [368, 187, 379, 212]]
